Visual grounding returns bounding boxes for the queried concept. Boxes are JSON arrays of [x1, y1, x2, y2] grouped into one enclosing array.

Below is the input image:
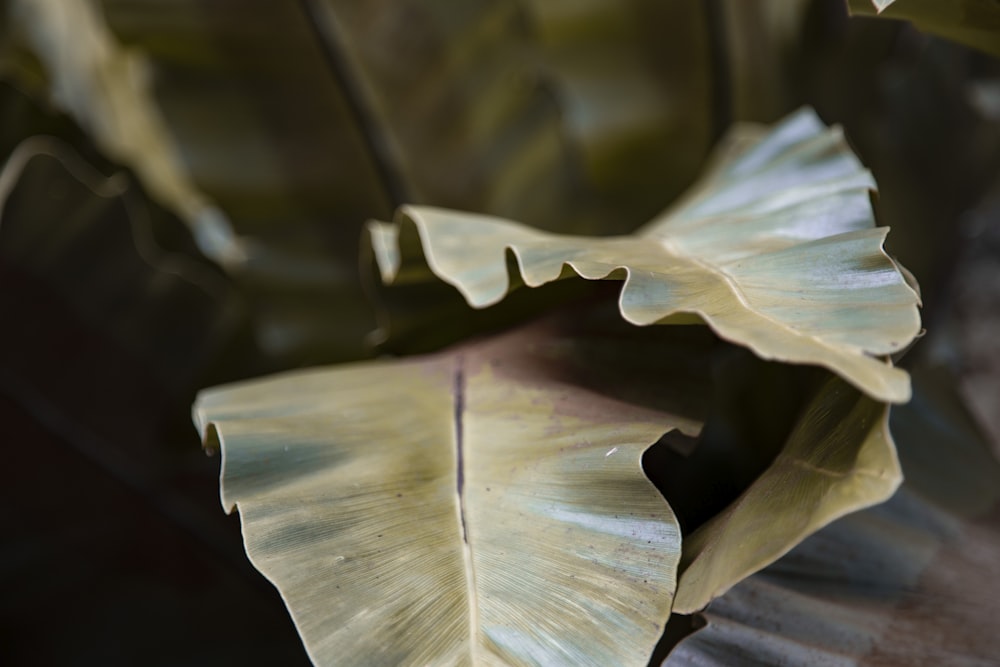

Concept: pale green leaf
[[671, 375, 901, 613], [370, 109, 921, 403], [195, 313, 713, 667], [194, 302, 910, 663], [847, 0, 1000, 57], [664, 366, 1000, 664]]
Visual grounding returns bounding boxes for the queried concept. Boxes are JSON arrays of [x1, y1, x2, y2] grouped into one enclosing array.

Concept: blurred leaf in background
[[2, 0, 717, 368], [795, 0, 1000, 318], [0, 95, 308, 666], [847, 0, 1000, 57]]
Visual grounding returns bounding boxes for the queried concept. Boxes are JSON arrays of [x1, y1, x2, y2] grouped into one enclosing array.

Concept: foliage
[[196, 310, 698, 666], [370, 109, 920, 402], [2, 1, 998, 665], [191, 107, 919, 664], [664, 366, 1000, 665]]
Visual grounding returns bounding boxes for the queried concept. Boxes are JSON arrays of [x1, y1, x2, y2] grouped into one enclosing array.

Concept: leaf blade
[[373, 110, 921, 402], [195, 315, 705, 666], [663, 366, 1000, 665], [671, 375, 901, 613]]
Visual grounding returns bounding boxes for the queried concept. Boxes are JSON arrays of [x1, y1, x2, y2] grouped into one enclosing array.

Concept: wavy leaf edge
[[369, 110, 921, 404]]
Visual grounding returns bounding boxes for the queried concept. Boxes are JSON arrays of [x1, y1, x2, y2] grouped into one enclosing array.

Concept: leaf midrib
[[453, 356, 481, 662]]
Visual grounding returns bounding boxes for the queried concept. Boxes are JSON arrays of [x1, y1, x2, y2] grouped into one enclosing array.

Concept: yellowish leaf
[[664, 366, 1000, 664], [370, 109, 921, 403], [195, 313, 711, 667], [672, 375, 901, 613]]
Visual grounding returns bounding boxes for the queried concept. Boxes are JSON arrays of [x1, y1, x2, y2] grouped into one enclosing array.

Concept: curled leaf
[[370, 109, 921, 403], [671, 375, 901, 613], [663, 366, 1000, 665]]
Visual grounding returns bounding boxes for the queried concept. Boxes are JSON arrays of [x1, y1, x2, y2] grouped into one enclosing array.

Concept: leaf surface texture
[[196, 314, 712, 666]]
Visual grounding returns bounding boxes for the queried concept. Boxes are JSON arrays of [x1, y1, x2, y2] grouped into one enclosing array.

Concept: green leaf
[[6, 1, 717, 365], [663, 365, 1000, 664], [847, 0, 1000, 57], [4, 0, 392, 365], [500, 1, 713, 221], [195, 312, 713, 667], [370, 109, 922, 403], [301, 0, 713, 231]]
